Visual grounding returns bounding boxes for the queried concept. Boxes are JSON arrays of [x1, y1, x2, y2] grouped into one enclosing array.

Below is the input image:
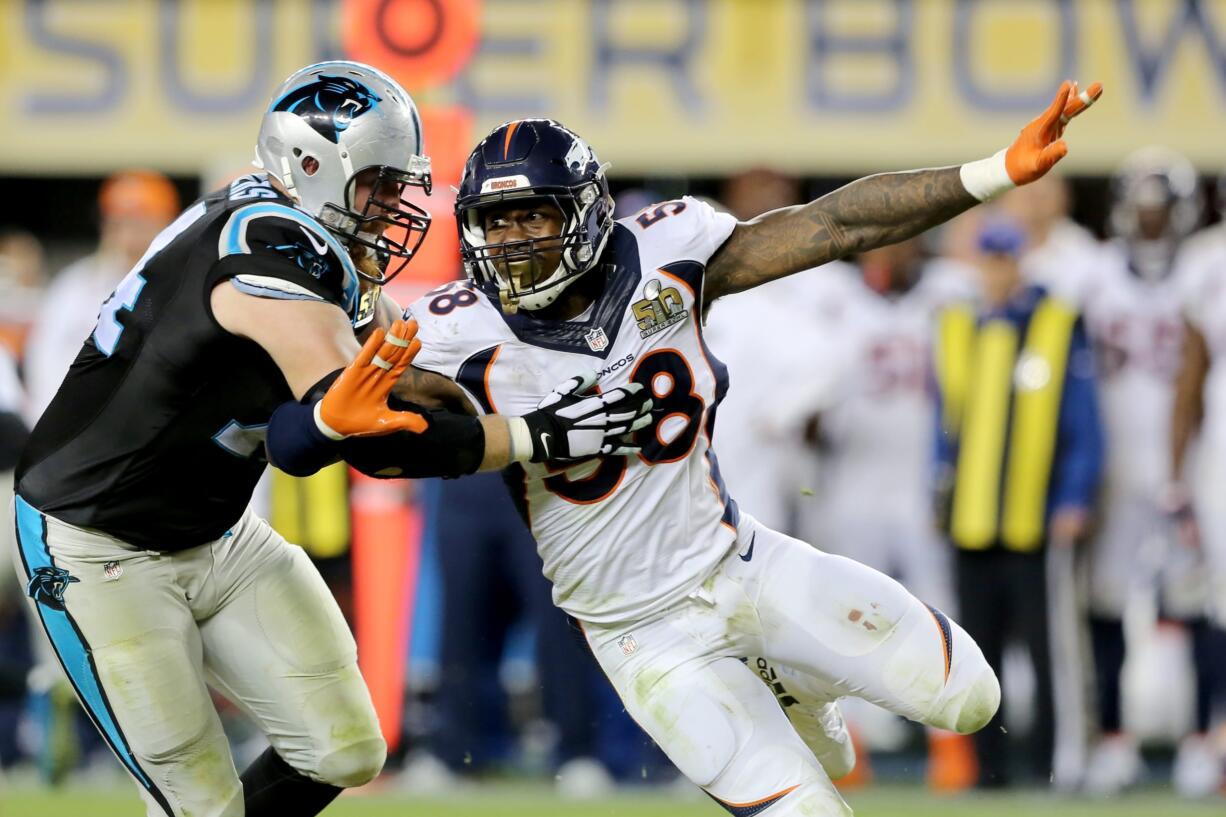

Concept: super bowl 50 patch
[[633, 279, 688, 338]]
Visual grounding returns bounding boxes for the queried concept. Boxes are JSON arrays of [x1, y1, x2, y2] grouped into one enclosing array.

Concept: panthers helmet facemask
[[1110, 146, 1201, 282], [255, 61, 432, 284], [456, 120, 614, 313]]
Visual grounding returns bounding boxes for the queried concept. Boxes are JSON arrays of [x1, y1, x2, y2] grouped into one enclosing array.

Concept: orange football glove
[[315, 318, 427, 439], [1004, 80, 1103, 185]]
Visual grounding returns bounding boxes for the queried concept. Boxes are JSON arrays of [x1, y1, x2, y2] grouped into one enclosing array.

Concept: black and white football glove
[[521, 371, 653, 462]]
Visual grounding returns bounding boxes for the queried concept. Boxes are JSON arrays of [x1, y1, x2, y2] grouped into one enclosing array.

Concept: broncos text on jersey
[[409, 197, 739, 624]]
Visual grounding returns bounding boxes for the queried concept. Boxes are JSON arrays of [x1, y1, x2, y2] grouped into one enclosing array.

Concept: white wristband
[[959, 149, 1014, 202], [507, 416, 534, 463], [312, 401, 346, 441]]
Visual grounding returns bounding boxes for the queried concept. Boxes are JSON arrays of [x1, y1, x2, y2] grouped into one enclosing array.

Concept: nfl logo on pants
[[618, 634, 638, 656]]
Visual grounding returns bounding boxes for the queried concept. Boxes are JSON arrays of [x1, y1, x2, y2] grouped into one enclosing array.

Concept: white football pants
[[10, 497, 384, 817], [583, 513, 999, 817], [1088, 486, 1206, 619]]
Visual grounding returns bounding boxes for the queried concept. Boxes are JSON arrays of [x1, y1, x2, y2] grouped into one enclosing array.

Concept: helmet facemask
[[316, 160, 433, 284], [460, 181, 612, 313]]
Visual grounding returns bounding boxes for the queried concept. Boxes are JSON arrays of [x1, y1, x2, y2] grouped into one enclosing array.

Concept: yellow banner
[[2, 0, 1224, 176]]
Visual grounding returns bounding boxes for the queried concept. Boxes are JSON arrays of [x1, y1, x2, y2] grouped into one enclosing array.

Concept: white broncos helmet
[[255, 61, 432, 283], [1110, 145, 1201, 281]]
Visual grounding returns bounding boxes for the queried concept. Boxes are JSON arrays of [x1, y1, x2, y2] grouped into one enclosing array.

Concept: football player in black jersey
[[11, 61, 650, 817]]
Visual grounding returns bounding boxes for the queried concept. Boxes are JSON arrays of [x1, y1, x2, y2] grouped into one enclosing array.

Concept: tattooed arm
[[704, 80, 1102, 308], [393, 365, 477, 414], [705, 167, 975, 304]]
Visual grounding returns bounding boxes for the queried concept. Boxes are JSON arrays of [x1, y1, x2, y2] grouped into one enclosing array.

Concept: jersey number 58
[[545, 348, 705, 503]]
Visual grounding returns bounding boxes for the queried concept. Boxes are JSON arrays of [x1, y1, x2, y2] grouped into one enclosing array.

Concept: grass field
[[2, 782, 1224, 817]]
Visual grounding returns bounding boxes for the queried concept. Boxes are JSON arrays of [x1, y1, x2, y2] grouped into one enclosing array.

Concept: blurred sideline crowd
[[1, 150, 1226, 800]]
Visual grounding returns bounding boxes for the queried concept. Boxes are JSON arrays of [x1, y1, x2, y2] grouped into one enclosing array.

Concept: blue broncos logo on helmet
[[27, 566, 79, 612], [271, 75, 381, 144]]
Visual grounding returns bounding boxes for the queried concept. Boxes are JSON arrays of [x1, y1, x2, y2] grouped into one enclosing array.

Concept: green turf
[[2, 783, 1223, 817]]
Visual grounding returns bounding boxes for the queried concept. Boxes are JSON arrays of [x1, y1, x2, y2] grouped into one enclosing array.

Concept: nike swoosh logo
[[300, 225, 329, 255], [738, 533, 756, 562], [539, 432, 552, 458]]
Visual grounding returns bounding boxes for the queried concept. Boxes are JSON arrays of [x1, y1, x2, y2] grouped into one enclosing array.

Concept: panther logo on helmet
[[26, 566, 80, 612], [271, 75, 382, 144]]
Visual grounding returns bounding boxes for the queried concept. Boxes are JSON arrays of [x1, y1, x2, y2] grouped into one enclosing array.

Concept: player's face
[[349, 167, 404, 236], [1136, 204, 1172, 241], [480, 200, 565, 292], [977, 252, 1023, 306], [859, 238, 923, 293]]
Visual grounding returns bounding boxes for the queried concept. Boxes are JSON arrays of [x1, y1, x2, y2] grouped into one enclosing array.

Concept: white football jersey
[[1020, 219, 1103, 309], [794, 260, 974, 508], [0, 344, 22, 416], [1175, 224, 1226, 453], [23, 253, 129, 423], [703, 271, 834, 531], [408, 197, 740, 624], [1080, 241, 1184, 495]]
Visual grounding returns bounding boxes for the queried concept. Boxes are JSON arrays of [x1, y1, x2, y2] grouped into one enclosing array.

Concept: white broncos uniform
[[409, 199, 998, 817], [1173, 225, 1226, 626], [791, 261, 973, 612], [1070, 242, 1199, 618]]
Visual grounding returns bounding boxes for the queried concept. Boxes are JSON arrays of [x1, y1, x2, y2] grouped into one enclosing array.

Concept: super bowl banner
[[1, 0, 1224, 176]]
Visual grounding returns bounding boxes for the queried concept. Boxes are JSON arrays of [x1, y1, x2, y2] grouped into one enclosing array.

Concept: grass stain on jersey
[[725, 597, 763, 642]]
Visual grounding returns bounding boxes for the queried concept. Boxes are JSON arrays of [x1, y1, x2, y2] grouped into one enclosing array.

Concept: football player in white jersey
[[784, 240, 977, 790], [1003, 173, 1101, 304], [24, 171, 181, 422], [396, 82, 1102, 816], [794, 238, 971, 613], [1075, 148, 1220, 795], [704, 169, 830, 533], [1169, 170, 1226, 798]]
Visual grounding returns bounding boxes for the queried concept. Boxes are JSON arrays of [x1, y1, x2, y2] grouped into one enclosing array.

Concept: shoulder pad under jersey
[[214, 202, 360, 320], [405, 281, 511, 381], [618, 195, 738, 267]]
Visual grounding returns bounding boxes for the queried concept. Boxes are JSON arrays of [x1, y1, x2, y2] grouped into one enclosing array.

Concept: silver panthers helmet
[[255, 61, 432, 283], [1110, 146, 1201, 281]]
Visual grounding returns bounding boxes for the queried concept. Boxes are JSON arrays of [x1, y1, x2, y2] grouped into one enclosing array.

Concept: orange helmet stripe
[[502, 120, 521, 160]]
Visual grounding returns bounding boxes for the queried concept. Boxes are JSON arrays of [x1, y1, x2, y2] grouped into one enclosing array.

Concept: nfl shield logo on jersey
[[618, 634, 638, 656], [585, 327, 610, 352], [103, 561, 124, 581]]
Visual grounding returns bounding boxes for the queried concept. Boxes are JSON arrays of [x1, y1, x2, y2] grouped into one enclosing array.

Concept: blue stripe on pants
[[13, 496, 170, 813]]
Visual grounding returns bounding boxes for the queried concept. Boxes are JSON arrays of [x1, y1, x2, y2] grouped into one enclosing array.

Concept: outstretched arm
[[704, 80, 1102, 306]]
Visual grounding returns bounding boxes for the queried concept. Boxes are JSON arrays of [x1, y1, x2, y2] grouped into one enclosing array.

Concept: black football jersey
[[17, 174, 370, 550]]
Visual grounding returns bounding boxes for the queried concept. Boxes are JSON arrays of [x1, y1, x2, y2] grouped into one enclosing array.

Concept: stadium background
[[1, 0, 1225, 815]]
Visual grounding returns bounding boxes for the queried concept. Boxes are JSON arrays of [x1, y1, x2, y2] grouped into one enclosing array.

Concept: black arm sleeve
[[339, 406, 485, 479], [288, 373, 484, 479]]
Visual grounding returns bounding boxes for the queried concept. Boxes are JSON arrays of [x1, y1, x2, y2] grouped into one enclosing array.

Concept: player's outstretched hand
[[521, 371, 653, 462], [315, 319, 427, 439], [1004, 79, 1103, 186]]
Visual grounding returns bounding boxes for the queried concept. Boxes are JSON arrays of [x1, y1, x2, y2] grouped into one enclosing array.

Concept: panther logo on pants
[[27, 566, 80, 611]]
